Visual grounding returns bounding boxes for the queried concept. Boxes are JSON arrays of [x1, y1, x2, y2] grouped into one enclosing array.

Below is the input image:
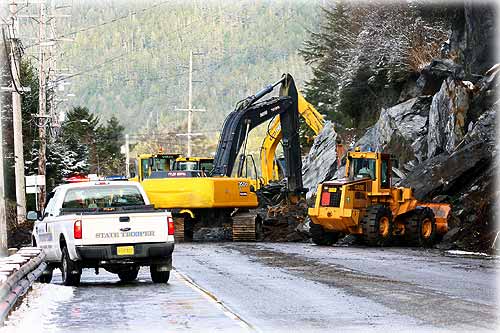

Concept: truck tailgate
[[79, 212, 170, 245]]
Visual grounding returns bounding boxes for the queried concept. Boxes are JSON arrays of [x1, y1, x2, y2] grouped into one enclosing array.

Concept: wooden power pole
[[37, 1, 48, 212], [0, 81, 8, 256], [9, 1, 27, 224]]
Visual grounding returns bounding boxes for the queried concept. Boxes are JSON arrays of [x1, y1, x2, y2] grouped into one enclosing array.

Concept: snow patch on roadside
[[446, 250, 492, 257], [1, 281, 74, 332]]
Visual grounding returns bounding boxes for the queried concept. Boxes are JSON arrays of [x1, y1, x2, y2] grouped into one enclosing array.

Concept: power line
[[22, 0, 171, 50]]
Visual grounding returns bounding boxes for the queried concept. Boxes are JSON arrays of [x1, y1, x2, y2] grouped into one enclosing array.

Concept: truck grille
[[320, 187, 342, 207]]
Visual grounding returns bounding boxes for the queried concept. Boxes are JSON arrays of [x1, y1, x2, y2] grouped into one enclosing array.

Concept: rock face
[[302, 121, 338, 198], [449, 2, 497, 77], [417, 59, 466, 96], [355, 96, 431, 164], [427, 78, 472, 158]]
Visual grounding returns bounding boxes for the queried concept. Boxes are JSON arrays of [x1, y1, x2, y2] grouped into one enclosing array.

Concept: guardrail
[[0, 247, 46, 325]]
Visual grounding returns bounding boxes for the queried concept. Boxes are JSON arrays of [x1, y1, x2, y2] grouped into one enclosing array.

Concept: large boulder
[[302, 121, 338, 198], [355, 96, 432, 163], [399, 108, 496, 199], [427, 78, 472, 158]]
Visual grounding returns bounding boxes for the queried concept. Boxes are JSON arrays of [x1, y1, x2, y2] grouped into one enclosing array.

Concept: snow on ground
[[446, 250, 492, 257], [1, 272, 74, 333]]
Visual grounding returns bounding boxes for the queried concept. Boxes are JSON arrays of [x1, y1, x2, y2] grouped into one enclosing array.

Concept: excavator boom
[[260, 92, 324, 185], [212, 73, 306, 194]]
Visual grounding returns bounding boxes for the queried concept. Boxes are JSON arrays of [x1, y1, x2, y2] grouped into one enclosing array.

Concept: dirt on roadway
[[173, 242, 498, 332]]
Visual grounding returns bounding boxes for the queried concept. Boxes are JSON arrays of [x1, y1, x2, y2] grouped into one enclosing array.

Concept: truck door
[[42, 189, 64, 260]]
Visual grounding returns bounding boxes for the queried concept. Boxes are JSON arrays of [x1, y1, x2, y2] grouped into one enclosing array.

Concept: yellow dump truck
[[308, 148, 450, 247]]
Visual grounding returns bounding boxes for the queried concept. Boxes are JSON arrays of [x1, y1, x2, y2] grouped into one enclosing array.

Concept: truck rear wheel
[[309, 221, 340, 246], [118, 268, 139, 282], [150, 265, 170, 283], [61, 246, 81, 286], [406, 207, 437, 247], [361, 205, 393, 246]]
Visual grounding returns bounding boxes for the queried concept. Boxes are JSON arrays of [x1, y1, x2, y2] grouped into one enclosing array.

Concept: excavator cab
[[133, 153, 181, 181]]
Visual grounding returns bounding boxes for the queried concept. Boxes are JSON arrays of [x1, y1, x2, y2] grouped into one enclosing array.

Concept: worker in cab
[[357, 160, 374, 179]]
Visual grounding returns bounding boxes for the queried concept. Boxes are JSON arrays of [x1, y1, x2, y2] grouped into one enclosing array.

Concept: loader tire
[[309, 221, 339, 246], [361, 205, 393, 247], [406, 207, 437, 247]]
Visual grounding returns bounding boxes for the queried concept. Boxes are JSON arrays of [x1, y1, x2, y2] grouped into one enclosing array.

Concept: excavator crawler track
[[232, 212, 257, 242], [173, 217, 185, 242]]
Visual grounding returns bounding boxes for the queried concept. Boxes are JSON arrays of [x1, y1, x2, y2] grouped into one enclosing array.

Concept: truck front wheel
[[150, 265, 170, 283], [61, 246, 81, 286]]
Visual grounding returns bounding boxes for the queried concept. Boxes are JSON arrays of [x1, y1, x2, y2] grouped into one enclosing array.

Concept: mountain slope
[[60, 0, 320, 135]]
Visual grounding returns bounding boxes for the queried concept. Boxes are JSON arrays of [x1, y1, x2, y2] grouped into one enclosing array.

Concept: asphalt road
[[2, 243, 498, 332]]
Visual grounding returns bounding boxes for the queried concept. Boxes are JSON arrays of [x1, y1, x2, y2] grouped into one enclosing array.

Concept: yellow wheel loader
[[307, 148, 450, 247]]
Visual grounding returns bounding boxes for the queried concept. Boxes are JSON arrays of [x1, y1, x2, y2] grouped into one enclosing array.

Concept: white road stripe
[[173, 268, 261, 333]]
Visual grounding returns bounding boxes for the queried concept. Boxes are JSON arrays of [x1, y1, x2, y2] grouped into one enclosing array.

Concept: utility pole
[[0, 85, 8, 256], [9, 1, 27, 224], [175, 50, 205, 156], [37, 1, 47, 212], [125, 134, 130, 178]]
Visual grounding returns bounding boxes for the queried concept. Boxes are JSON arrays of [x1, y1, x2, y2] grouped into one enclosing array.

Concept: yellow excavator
[[133, 74, 317, 241], [308, 148, 450, 247], [259, 93, 324, 185]]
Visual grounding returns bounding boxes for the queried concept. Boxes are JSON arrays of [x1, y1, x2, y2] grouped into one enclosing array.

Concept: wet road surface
[[2, 243, 498, 332]]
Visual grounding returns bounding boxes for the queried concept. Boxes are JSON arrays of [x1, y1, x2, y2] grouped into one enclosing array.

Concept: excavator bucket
[[419, 203, 451, 235]]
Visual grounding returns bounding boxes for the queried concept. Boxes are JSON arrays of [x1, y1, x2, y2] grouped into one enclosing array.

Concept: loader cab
[[346, 149, 392, 195]]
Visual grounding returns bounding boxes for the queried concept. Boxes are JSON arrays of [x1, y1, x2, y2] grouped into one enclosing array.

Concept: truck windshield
[[62, 186, 145, 209]]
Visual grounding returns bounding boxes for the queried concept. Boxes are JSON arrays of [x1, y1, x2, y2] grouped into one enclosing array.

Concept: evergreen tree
[[95, 115, 125, 175], [61, 106, 99, 174]]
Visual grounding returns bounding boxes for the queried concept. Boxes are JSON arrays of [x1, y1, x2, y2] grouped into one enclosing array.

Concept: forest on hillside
[[57, 0, 320, 155]]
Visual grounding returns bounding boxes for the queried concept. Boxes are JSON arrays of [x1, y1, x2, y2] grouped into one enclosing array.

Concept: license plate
[[117, 246, 134, 256]]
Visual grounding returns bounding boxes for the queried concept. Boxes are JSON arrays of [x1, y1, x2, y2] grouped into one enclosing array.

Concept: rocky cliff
[[302, 3, 498, 253]]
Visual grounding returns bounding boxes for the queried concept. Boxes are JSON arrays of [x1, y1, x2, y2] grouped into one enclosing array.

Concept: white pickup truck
[[29, 181, 174, 286]]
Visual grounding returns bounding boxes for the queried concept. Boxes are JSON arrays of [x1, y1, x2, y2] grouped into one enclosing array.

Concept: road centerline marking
[[172, 268, 259, 332]]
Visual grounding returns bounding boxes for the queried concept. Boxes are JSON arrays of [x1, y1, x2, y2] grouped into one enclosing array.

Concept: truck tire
[[37, 265, 53, 284], [406, 207, 437, 247], [61, 246, 81, 286], [150, 265, 170, 283], [309, 221, 340, 246], [361, 205, 393, 246], [118, 269, 139, 282]]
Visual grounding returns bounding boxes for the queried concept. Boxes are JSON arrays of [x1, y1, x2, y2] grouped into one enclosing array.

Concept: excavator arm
[[260, 92, 324, 185], [211, 96, 293, 177], [211, 74, 305, 193]]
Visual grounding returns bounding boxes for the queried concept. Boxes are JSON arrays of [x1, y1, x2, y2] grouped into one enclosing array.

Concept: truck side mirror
[[27, 211, 39, 221]]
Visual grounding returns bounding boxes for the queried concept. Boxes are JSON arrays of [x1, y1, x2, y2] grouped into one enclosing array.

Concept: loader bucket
[[419, 203, 451, 235]]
